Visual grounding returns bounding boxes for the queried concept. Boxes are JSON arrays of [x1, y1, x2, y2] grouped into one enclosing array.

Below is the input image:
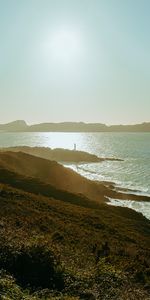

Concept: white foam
[[65, 163, 150, 198], [107, 197, 150, 220]]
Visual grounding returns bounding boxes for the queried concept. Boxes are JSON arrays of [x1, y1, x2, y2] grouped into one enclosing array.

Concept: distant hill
[[0, 120, 27, 131], [0, 120, 150, 132]]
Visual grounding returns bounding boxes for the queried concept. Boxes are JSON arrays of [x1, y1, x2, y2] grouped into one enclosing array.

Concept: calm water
[[0, 132, 150, 219]]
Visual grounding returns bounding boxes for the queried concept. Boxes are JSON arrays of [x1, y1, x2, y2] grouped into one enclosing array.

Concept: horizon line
[[1, 120, 150, 127]]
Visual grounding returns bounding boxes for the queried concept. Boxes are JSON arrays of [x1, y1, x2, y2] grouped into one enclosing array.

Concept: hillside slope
[[0, 151, 108, 202], [0, 151, 150, 298], [0, 180, 150, 299], [0, 151, 149, 204]]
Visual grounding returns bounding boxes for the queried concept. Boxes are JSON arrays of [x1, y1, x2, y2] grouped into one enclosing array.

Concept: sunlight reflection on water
[[0, 132, 150, 195]]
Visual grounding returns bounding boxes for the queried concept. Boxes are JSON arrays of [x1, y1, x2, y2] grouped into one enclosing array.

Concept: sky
[[0, 0, 150, 125]]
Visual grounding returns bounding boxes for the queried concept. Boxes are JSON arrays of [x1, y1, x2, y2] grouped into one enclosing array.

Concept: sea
[[0, 132, 150, 219]]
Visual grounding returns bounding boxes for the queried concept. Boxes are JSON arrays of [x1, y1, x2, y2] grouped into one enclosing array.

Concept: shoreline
[[0, 148, 150, 220], [0, 147, 149, 202], [107, 197, 150, 220], [0, 146, 123, 163], [63, 161, 150, 199]]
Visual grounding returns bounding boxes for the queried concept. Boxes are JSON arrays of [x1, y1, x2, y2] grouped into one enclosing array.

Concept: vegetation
[[0, 152, 150, 299]]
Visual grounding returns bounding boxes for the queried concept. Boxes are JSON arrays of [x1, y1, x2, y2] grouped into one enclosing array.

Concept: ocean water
[[107, 198, 150, 220], [0, 132, 149, 195], [0, 132, 150, 218]]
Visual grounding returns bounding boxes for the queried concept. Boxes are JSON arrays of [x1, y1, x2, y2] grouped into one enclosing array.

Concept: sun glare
[[44, 28, 82, 65]]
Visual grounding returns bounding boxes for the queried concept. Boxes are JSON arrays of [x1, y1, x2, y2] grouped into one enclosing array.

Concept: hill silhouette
[[0, 120, 150, 132], [0, 120, 27, 131]]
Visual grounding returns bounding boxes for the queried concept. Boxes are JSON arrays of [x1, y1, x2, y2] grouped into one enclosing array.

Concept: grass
[[0, 183, 150, 299], [0, 152, 150, 299]]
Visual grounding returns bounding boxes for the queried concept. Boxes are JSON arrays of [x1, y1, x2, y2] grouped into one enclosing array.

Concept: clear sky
[[0, 0, 150, 125]]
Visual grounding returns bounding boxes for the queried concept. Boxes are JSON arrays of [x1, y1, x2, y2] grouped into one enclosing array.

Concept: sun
[[46, 28, 82, 64]]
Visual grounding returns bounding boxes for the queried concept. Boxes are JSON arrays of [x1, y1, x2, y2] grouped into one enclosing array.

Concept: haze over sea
[[1, 131, 149, 195]]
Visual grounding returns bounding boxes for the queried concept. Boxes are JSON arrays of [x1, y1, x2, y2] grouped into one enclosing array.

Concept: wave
[[65, 163, 150, 198], [107, 197, 150, 220]]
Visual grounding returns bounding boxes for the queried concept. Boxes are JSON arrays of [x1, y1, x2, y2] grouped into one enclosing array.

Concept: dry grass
[[0, 152, 150, 299]]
